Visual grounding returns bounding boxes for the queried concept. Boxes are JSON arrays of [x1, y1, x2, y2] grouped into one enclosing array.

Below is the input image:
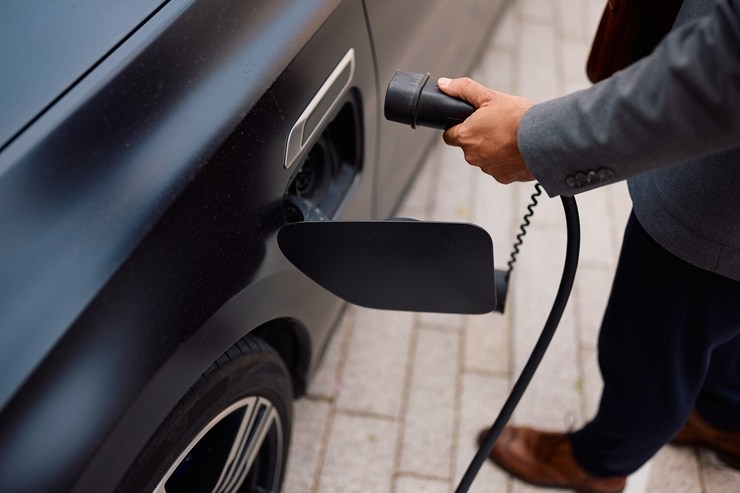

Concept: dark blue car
[[0, 1, 506, 491]]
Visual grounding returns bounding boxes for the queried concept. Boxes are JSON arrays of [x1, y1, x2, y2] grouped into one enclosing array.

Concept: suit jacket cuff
[[518, 98, 617, 198]]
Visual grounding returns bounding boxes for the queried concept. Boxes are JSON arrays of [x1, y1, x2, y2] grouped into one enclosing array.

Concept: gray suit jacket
[[519, 0, 740, 282]]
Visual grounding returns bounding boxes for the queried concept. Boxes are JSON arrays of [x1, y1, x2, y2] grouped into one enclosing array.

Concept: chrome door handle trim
[[284, 48, 355, 169]]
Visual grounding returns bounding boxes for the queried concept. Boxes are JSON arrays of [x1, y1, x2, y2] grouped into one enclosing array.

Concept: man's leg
[[571, 211, 740, 476], [671, 333, 740, 469], [485, 212, 740, 492], [695, 334, 740, 433]]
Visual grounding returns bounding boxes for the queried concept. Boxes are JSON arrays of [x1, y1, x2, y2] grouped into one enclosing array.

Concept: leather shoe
[[480, 426, 626, 493], [672, 410, 740, 470]]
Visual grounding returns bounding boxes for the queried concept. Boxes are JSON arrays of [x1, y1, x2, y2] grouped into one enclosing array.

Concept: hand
[[438, 77, 536, 184]]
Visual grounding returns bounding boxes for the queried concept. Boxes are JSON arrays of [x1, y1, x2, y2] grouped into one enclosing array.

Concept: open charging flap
[[278, 220, 497, 314]]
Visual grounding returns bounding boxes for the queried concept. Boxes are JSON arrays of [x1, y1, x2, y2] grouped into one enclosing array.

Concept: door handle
[[284, 48, 355, 170]]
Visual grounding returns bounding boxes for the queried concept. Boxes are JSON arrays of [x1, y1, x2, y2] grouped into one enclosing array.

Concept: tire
[[118, 336, 293, 493]]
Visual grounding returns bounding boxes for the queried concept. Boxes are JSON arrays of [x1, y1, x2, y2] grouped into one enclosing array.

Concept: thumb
[[437, 77, 492, 108]]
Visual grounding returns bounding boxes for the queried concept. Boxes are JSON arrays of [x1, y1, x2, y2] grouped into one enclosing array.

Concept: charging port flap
[[278, 220, 496, 314]]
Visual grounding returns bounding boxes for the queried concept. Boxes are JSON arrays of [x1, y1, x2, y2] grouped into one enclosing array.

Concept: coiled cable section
[[505, 182, 543, 282]]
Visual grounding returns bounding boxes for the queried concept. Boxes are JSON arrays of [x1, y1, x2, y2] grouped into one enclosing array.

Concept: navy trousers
[[571, 211, 740, 477]]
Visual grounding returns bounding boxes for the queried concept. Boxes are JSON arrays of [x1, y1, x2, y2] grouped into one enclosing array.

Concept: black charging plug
[[384, 71, 475, 129]]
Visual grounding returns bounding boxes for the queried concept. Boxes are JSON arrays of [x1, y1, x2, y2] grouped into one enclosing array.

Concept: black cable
[[454, 195, 580, 493], [505, 183, 543, 282]]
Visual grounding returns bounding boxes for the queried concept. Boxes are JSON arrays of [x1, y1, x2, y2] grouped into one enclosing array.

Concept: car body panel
[[0, 0, 168, 150], [0, 0, 507, 491]]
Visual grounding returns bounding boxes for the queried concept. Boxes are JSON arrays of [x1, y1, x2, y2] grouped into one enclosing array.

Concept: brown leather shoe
[[480, 426, 626, 493], [672, 410, 740, 470]]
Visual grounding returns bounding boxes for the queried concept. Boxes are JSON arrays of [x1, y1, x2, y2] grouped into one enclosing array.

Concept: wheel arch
[[250, 317, 313, 399]]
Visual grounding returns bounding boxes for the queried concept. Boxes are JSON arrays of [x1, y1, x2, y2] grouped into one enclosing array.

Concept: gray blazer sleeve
[[519, 0, 740, 197]]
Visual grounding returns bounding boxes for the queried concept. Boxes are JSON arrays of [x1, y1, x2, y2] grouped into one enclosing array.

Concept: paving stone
[[395, 475, 450, 493], [584, 0, 607, 36], [562, 76, 593, 96], [336, 308, 413, 417], [454, 373, 511, 493], [512, 303, 583, 429], [283, 398, 330, 493], [476, 48, 516, 94], [489, 4, 518, 50], [573, 265, 613, 350], [623, 461, 653, 493], [317, 413, 398, 493], [399, 328, 459, 479], [510, 228, 582, 428], [431, 142, 477, 223], [559, 37, 591, 93], [554, 0, 590, 41], [405, 165, 442, 223], [607, 182, 633, 244], [579, 346, 602, 421], [464, 312, 510, 374], [473, 173, 516, 271], [646, 447, 702, 493], [578, 189, 621, 264], [697, 449, 740, 493], [517, 20, 559, 102], [398, 154, 437, 220], [518, 0, 554, 24], [418, 311, 465, 332], [510, 227, 567, 346], [307, 306, 354, 399]]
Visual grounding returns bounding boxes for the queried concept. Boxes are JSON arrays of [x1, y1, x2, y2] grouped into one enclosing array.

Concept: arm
[[441, 0, 740, 196]]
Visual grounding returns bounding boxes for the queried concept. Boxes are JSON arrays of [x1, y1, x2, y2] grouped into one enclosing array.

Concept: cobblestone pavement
[[284, 0, 740, 492]]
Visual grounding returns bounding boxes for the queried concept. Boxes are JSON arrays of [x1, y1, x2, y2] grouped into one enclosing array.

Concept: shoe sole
[[672, 442, 740, 472]]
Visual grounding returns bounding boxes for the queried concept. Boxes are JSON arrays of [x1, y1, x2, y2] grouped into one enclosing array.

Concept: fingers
[[442, 122, 471, 150], [437, 77, 493, 108], [442, 126, 458, 146]]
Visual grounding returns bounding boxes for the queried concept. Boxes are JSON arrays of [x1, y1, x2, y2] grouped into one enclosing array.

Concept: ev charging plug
[[384, 71, 475, 129]]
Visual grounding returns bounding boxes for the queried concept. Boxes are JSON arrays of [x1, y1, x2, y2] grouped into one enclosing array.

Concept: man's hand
[[438, 77, 536, 184]]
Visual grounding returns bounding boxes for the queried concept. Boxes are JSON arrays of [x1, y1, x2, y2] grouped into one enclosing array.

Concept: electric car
[[0, 1, 506, 491]]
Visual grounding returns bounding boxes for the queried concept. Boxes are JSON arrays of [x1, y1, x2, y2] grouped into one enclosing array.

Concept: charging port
[[289, 134, 336, 204], [285, 99, 361, 222]]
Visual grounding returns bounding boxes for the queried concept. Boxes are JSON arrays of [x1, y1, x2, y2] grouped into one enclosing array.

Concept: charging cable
[[455, 194, 580, 492]]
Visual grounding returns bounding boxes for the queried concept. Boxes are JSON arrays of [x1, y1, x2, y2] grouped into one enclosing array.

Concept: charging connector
[[384, 71, 475, 129]]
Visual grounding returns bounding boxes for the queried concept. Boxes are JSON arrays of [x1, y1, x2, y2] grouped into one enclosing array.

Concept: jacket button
[[598, 168, 615, 180]]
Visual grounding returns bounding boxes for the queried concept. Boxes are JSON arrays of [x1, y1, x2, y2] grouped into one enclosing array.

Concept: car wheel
[[118, 336, 293, 493]]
